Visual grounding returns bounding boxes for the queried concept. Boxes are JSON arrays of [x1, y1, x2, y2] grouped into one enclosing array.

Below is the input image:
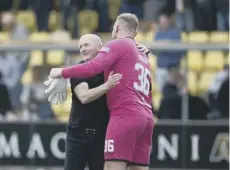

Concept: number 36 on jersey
[[133, 62, 151, 96]]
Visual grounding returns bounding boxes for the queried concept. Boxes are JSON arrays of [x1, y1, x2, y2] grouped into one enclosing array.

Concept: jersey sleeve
[[62, 39, 128, 79]]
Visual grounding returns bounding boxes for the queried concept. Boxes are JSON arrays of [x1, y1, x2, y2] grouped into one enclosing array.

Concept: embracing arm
[[74, 72, 122, 104], [74, 82, 108, 104], [61, 40, 127, 79]]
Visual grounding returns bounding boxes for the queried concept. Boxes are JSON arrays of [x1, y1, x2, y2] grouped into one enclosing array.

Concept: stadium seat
[[49, 11, 60, 31], [187, 50, 204, 72], [188, 71, 198, 95], [78, 10, 98, 35], [29, 50, 43, 67], [17, 10, 36, 31], [135, 32, 146, 42], [188, 31, 209, 43], [50, 30, 71, 42], [152, 92, 162, 111], [198, 72, 215, 94], [204, 51, 224, 70], [47, 50, 65, 65], [21, 69, 33, 84], [210, 32, 229, 43], [181, 32, 188, 42], [0, 32, 9, 41], [146, 31, 155, 43], [30, 32, 50, 42]]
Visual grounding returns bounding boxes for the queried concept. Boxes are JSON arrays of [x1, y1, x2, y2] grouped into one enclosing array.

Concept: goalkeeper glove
[[44, 78, 67, 105]]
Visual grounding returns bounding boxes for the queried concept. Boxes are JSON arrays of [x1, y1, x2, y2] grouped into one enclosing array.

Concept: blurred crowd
[[0, 0, 229, 122], [0, 0, 229, 36]]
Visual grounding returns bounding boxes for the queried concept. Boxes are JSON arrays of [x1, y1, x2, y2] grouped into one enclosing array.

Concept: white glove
[[44, 78, 67, 105]]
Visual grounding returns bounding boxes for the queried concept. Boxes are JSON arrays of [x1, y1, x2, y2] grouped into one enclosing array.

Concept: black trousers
[[64, 127, 105, 170]]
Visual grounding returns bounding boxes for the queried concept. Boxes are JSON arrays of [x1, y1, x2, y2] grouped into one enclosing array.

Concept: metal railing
[[0, 41, 228, 51]]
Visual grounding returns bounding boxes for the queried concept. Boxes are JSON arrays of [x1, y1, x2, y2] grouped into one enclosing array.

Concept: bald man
[[64, 34, 122, 170]]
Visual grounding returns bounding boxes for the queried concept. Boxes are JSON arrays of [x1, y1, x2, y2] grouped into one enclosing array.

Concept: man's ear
[[97, 44, 102, 51], [116, 24, 119, 33]]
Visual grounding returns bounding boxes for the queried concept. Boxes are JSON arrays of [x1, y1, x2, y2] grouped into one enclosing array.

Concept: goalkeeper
[[44, 34, 150, 170]]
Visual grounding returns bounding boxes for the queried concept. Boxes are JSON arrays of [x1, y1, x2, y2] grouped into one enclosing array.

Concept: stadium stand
[[151, 30, 229, 112], [0, 3, 229, 170], [17, 30, 228, 116], [0, 2, 228, 119]]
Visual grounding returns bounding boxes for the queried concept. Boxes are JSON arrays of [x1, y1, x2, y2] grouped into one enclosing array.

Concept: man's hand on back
[[104, 71, 122, 90], [136, 43, 150, 54]]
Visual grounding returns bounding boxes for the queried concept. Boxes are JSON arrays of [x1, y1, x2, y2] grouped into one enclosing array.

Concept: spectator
[[196, 0, 217, 31], [61, 0, 86, 38], [86, 0, 110, 32], [1, 12, 29, 40], [175, 0, 196, 31], [0, 12, 29, 110], [162, 67, 184, 99], [30, 0, 53, 31], [215, 0, 229, 31], [154, 10, 184, 92], [144, 0, 171, 22], [158, 72, 209, 119], [120, 0, 147, 19]]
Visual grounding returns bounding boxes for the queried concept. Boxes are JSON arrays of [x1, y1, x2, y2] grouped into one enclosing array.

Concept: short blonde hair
[[117, 13, 138, 32]]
